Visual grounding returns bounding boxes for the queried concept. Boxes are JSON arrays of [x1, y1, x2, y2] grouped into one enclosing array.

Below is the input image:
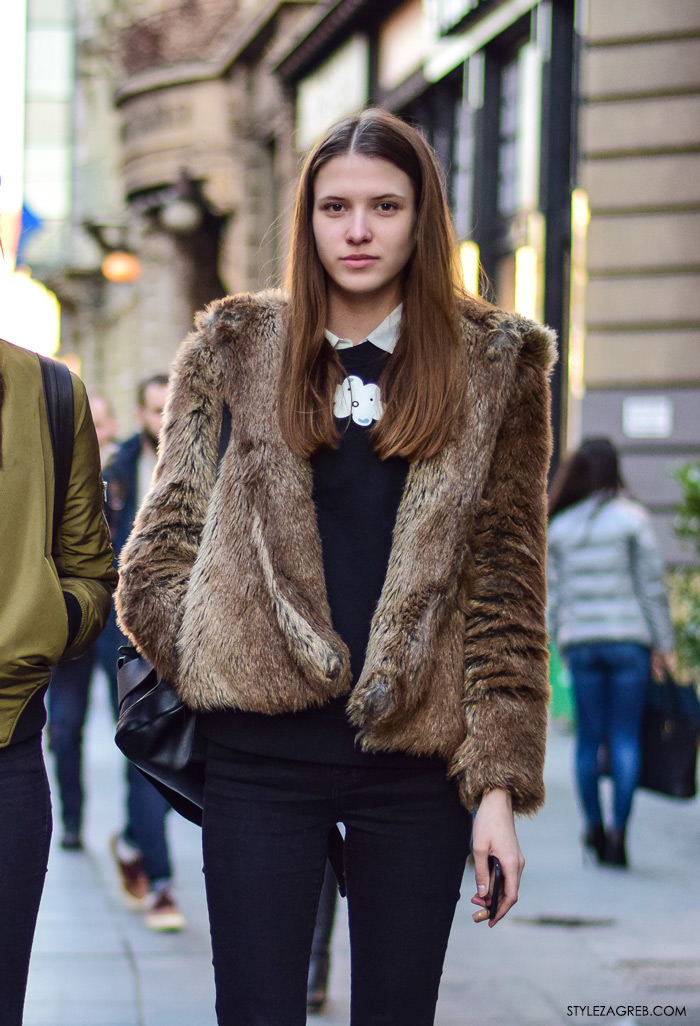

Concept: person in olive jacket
[[0, 338, 117, 1026]]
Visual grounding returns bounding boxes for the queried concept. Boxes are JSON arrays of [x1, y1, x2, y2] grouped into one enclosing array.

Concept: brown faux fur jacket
[[116, 290, 556, 814]]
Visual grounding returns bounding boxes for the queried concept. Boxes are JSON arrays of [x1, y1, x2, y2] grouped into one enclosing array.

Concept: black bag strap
[[39, 355, 74, 551]]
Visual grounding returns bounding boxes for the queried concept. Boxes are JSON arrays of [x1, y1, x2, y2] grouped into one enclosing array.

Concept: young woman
[[548, 438, 675, 867], [116, 108, 555, 1025]]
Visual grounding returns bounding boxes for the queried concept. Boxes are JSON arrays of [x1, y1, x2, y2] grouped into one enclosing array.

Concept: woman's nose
[[346, 211, 371, 244]]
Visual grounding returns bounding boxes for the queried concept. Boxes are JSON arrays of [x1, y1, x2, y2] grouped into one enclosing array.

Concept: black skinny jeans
[[202, 744, 471, 1026], [0, 735, 52, 1026]]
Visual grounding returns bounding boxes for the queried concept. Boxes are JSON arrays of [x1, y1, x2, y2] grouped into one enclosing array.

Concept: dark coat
[[116, 291, 556, 813], [103, 433, 142, 560]]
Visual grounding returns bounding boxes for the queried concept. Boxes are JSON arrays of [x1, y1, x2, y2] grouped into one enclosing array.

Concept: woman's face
[[312, 153, 417, 309]]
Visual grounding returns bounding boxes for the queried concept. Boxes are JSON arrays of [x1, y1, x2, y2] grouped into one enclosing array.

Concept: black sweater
[[199, 341, 439, 767]]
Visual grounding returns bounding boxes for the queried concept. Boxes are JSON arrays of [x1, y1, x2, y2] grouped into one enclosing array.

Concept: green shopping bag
[[549, 644, 574, 722]]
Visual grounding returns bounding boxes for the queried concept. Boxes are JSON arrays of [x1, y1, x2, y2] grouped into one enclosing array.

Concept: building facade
[[23, 0, 311, 428], [577, 0, 700, 562]]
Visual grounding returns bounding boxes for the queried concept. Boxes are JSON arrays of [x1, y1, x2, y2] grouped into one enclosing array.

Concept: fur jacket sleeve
[[445, 322, 555, 811], [116, 291, 556, 814]]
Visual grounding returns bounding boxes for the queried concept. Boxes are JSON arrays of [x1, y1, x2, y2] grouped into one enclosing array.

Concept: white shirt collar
[[324, 304, 402, 354]]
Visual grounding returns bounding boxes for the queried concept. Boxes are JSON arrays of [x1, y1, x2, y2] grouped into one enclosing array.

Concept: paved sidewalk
[[25, 673, 700, 1025]]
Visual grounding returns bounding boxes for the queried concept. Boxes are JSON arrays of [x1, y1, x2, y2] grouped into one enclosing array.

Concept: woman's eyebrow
[[316, 192, 407, 203]]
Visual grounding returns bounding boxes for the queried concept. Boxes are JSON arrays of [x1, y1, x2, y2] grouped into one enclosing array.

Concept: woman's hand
[[651, 649, 677, 683], [470, 788, 524, 928]]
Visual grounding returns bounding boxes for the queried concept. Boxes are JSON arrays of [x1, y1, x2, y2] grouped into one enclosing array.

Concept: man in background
[[102, 373, 184, 931], [90, 393, 119, 465]]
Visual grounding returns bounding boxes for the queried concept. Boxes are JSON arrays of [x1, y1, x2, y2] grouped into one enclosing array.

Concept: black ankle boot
[[583, 824, 607, 863], [604, 827, 627, 867], [60, 830, 83, 851]]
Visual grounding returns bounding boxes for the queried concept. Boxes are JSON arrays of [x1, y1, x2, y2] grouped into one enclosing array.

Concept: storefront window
[[497, 56, 519, 218], [496, 42, 542, 223], [426, 0, 495, 36]]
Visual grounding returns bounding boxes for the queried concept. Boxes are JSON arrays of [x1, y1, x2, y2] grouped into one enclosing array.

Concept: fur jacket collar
[[116, 291, 556, 813]]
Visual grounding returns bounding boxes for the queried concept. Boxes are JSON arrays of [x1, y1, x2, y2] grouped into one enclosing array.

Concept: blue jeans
[[202, 745, 471, 1026], [0, 735, 52, 1026], [566, 642, 651, 831], [49, 649, 94, 834], [49, 609, 172, 883]]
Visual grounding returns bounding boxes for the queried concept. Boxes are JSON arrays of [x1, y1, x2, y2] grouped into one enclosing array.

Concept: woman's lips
[[340, 256, 378, 269]]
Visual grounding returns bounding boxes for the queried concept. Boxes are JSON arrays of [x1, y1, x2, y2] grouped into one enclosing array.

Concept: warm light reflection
[[459, 240, 480, 296], [0, 268, 60, 356], [567, 188, 590, 448], [571, 188, 590, 230], [101, 250, 141, 283], [514, 245, 538, 319]]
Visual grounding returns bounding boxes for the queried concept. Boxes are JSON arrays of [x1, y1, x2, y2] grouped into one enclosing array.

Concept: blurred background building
[[2, 0, 700, 559]]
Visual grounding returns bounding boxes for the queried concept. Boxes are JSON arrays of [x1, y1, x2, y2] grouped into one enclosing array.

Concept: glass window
[[24, 146, 71, 219], [497, 43, 542, 219], [497, 58, 519, 218], [27, 0, 72, 20], [25, 101, 71, 147], [25, 28, 74, 102]]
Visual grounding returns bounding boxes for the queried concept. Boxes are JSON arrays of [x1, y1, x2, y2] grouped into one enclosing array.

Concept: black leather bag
[[115, 647, 348, 894], [639, 675, 700, 800], [113, 404, 232, 826], [115, 648, 204, 824]]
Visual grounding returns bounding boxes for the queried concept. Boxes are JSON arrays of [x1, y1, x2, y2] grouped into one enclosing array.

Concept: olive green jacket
[[0, 339, 118, 746]]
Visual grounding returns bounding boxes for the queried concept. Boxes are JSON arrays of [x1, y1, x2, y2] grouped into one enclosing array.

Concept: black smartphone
[[487, 855, 502, 921]]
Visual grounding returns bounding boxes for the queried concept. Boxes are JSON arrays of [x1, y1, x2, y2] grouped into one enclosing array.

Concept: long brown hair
[[279, 108, 469, 461], [548, 438, 625, 519]]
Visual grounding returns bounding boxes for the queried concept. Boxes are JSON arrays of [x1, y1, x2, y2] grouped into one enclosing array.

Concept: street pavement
[[24, 671, 700, 1026]]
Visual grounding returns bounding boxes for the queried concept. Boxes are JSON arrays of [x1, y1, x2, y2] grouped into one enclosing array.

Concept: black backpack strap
[[216, 402, 231, 477], [39, 355, 74, 551]]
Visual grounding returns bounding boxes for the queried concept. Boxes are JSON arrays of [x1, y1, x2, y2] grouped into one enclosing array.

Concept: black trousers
[[202, 745, 471, 1026], [0, 735, 52, 1026]]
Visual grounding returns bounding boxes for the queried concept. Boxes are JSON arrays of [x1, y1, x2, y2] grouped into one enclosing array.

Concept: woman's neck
[[326, 288, 401, 345]]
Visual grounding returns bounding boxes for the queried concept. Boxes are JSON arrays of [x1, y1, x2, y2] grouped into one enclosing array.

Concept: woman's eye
[[323, 202, 345, 213], [377, 202, 397, 213]]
